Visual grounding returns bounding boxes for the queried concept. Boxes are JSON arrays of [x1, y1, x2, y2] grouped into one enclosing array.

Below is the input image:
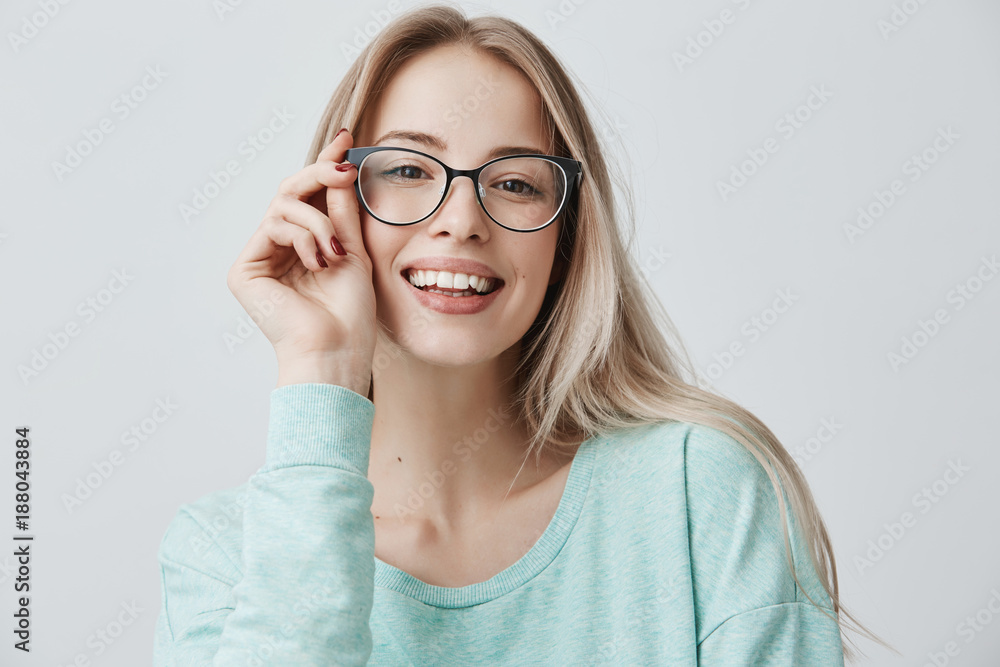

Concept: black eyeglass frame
[[343, 146, 584, 233]]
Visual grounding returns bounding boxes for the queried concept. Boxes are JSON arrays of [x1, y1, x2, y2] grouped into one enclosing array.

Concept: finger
[[316, 126, 353, 164], [313, 129, 366, 256], [325, 162, 364, 255], [238, 217, 329, 272], [268, 195, 342, 264], [276, 160, 358, 205]]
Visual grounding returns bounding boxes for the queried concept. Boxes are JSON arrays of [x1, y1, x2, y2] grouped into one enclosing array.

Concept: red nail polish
[[335, 162, 357, 172], [331, 236, 346, 256], [335, 128, 347, 139], [316, 251, 328, 268]]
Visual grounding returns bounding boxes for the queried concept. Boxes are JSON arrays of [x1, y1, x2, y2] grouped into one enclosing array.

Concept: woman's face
[[355, 44, 565, 368]]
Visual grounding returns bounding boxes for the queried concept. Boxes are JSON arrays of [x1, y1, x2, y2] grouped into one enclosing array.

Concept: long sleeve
[[683, 425, 845, 666], [153, 383, 377, 666], [697, 601, 844, 665]]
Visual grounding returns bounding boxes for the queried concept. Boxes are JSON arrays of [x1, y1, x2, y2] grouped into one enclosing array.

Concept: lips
[[399, 271, 504, 314]]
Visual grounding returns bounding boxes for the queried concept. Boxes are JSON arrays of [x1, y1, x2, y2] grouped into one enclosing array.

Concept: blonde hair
[[304, 3, 895, 662]]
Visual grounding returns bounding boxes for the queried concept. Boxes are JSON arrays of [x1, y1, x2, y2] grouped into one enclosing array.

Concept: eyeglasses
[[344, 146, 584, 233]]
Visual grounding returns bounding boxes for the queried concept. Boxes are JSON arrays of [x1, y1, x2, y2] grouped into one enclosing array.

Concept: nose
[[428, 175, 492, 240], [438, 175, 486, 201]]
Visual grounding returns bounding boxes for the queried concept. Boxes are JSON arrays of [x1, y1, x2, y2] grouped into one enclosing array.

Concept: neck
[[367, 336, 559, 530]]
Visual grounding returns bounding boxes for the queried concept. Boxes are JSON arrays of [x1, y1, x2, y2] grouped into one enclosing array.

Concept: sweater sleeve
[[697, 601, 844, 665], [683, 424, 845, 666], [153, 383, 377, 666]]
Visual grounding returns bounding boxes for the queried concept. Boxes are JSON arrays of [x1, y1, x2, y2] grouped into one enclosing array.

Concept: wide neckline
[[372, 434, 598, 608]]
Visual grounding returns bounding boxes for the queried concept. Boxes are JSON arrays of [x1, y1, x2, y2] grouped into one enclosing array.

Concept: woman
[[154, 5, 892, 665]]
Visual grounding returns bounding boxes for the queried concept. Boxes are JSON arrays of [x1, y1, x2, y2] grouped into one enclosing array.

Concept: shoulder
[[594, 419, 769, 491], [157, 481, 251, 582], [671, 423, 835, 625], [590, 420, 776, 536], [681, 422, 781, 511], [602, 419, 783, 513], [596, 419, 824, 596], [678, 422, 789, 562]]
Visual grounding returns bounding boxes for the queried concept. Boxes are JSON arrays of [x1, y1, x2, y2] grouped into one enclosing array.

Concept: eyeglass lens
[[356, 150, 567, 230]]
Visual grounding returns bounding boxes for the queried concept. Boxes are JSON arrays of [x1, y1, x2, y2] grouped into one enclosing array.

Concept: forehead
[[361, 44, 554, 160]]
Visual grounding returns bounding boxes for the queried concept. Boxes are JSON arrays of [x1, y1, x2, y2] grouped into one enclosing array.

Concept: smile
[[399, 270, 505, 314]]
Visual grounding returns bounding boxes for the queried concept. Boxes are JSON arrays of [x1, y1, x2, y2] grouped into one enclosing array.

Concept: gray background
[[2, 0, 998, 664]]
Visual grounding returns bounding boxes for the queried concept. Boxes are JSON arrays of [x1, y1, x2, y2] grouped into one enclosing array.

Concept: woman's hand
[[226, 129, 376, 397]]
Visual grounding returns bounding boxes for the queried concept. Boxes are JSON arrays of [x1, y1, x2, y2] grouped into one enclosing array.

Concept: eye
[[380, 163, 427, 180], [487, 176, 544, 200], [499, 179, 535, 195]]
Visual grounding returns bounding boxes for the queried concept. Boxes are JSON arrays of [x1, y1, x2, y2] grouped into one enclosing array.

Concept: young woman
[[154, 5, 892, 665]]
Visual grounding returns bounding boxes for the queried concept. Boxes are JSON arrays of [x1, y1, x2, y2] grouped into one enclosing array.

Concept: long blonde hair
[[304, 3, 894, 661]]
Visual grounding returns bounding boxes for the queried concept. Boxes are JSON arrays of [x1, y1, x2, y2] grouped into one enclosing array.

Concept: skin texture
[[354, 44, 576, 586]]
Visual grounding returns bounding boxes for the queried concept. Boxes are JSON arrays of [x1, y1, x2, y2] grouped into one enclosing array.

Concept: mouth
[[399, 269, 505, 297]]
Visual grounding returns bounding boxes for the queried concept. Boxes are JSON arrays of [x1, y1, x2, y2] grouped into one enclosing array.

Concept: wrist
[[275, 352, 371, 397]]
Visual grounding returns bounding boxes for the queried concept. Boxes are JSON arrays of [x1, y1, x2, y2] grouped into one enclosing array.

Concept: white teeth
[[406, 269, 497, 294]]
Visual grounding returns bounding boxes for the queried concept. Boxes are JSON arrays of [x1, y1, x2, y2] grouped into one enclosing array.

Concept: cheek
[[360, 219, 396, 272], [360, 223, 414, 302], [515, 235, 559, 291]]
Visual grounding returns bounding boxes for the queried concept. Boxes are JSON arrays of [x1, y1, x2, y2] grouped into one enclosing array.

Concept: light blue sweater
[[153, 383, 845, 665]]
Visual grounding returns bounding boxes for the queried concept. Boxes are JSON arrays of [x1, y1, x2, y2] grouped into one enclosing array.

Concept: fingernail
[[316, 251, 328, 268], [331, 236, 346, 256], [335, 128, 347, 139], [335, 162, 357, 172]]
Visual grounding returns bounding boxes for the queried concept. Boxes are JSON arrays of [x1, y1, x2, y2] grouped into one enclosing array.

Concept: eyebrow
[[372, 130, 547, 159]]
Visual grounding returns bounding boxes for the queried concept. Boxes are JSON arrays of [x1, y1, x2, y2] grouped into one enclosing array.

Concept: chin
[[401, 337, 502, 368]]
